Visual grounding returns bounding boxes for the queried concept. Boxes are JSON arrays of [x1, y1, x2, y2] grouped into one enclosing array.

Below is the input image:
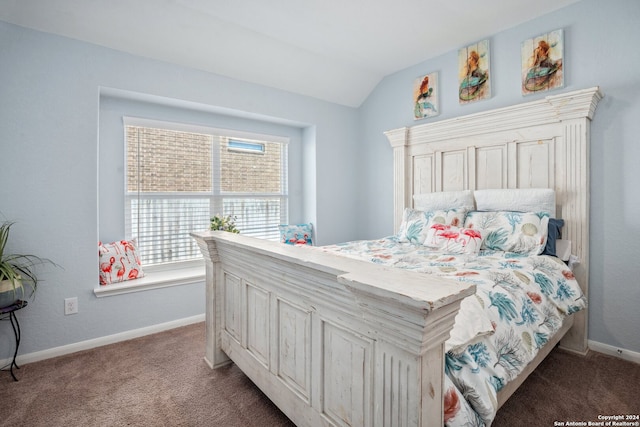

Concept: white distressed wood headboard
[[384, 86, 602, 354]]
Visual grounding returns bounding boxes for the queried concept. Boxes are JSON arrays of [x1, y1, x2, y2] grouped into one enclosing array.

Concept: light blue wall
[[358, 0, 640, 352], [0, 20, 359, 357]]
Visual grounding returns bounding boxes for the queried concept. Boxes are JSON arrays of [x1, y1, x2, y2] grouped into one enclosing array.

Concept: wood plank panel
[[440, 150, 467, 191], [246, 283, 270, 367], [378, 349, 417, 427], [277, 298, 311, 401], [475, 145, 507, 190], [223, 271, 242, 342], [515, 139, 555, 189], [322, 322, 372, 427], [412, 154, 434, 198]]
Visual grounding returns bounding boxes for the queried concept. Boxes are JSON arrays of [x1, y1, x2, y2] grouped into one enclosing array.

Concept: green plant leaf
[[0, 221, 57, 298]]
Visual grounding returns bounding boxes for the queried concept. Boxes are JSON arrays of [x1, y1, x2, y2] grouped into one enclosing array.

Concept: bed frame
[[191, 86, 602, 426]]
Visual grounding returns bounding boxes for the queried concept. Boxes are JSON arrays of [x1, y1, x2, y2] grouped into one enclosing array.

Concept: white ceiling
[[0, 0, 579, 107]]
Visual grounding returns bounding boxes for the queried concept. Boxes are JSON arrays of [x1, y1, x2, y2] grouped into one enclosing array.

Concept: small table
[[0, 300, 27, 381]]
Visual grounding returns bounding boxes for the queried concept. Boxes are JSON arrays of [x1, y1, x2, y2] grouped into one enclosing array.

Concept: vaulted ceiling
[[0, 0, 580, 107]]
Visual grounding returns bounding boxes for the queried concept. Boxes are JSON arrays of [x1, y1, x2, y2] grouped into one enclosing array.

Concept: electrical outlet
[[64, 297, 78, 315]]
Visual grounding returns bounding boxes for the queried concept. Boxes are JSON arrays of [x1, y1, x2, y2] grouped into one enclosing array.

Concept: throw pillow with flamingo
[[99, 239, 144, 285], [396, 207, 469, 245], [463, 211, 550, 255], [425, 225, 485, 254]]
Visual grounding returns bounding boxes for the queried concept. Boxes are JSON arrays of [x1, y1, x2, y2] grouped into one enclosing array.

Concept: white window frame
[[94, 117, 289, 297]]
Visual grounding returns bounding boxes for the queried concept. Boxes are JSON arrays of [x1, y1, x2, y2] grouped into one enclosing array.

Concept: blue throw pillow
[[542, 218, 564, 257]]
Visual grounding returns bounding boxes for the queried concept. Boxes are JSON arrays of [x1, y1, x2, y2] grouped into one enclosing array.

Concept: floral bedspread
[[320, 237, 586, 426]]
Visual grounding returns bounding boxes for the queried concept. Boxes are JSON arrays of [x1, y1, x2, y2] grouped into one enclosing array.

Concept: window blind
[[125, 122, 288, 267]]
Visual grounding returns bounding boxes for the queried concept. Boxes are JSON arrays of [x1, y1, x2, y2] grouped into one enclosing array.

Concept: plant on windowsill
[[210, 214, 240, 234], [0, 220, 55, 308]]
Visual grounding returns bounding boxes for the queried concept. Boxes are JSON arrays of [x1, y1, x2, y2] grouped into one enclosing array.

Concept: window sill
[[93, 265, 205, 298]]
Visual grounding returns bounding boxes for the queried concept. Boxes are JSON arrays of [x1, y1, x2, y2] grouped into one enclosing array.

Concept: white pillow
[[413, 190, 475, 211], [474, 188, 556, 217]]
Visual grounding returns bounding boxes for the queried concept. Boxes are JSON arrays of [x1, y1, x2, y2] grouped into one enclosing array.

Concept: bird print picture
[[413, 72, 440, 120], [521, 29, 564, 95], [458, 39, 491, 104]]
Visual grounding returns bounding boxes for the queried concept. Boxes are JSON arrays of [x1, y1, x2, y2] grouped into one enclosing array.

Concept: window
[[124, 118, 288, 268], [227, 139, 265, 153]]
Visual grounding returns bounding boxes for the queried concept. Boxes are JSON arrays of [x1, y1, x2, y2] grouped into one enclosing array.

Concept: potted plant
[[210, 214, 240, 233], [0, 221, 53, 308]]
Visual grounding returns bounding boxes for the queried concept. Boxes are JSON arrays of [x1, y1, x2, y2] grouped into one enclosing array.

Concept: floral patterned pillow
[[396, 208, 467, 244], [99, 239, 144, 285], [463, 211, 550, 255], [279, 223, 313, 245], [424, 225, 485, 254]]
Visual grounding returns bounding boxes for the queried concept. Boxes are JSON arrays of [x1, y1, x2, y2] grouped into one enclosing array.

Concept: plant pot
[[0, 278, 25, 308]]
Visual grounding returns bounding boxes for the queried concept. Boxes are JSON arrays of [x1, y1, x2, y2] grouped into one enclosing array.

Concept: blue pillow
[[542, 218, 564, 257]]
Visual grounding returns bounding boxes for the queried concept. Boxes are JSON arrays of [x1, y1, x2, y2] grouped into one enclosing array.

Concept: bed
[[191, 86, 602, 426]]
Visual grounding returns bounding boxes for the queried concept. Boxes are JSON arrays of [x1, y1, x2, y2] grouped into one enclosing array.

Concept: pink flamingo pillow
[[425, 225, 485, 254], [99, 239, 145, 285], [278, 223, 313, 245]]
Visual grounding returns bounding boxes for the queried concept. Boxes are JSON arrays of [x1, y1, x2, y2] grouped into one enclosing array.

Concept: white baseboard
[[5, 322, 635, 372], [588, 340, 640, 364], [2, 314, 205, 367]]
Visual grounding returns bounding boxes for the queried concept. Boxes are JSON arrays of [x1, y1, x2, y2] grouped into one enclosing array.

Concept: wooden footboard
[[192, 231, 475, 427]]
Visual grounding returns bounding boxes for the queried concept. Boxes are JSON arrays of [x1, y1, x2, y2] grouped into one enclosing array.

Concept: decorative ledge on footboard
[[338, 266, 473, 353]]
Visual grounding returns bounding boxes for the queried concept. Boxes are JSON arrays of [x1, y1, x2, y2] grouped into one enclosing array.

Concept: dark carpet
[[1, 322, 637, 426]]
